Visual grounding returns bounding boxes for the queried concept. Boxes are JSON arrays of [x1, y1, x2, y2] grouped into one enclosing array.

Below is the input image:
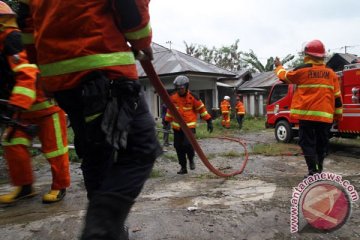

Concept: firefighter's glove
[[101, 80, 141, 151], [207, 119, 213, 133]]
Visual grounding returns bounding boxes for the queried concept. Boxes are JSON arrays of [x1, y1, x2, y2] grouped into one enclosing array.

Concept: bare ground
[[0, 129, 359, 240]]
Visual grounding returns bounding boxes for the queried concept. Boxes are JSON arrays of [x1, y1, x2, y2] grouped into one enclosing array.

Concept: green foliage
[[184, 39, 247, 72], [243, 50, 294, 73]]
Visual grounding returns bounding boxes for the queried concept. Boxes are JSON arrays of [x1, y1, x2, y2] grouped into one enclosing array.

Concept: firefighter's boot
[[42, 189, 66, 204], [177, 167, 188, 174], [0, 184, 37, 204], [304, 155, 318, 177], [80, 192, 133, 240], [189, 159, 195, 170], [317, 156, 324, 173]]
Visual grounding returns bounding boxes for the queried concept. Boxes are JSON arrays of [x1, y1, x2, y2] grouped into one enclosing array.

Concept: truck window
[[269, 84, 288, 104]]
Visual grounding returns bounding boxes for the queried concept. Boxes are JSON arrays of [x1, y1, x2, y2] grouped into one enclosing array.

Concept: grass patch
[[252, 142, 301, 156], [149, 168, 164, 178], [218, 150, 243, 158]]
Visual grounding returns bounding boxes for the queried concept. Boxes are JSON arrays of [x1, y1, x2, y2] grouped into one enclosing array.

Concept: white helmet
[[224, 96, 230, 100]]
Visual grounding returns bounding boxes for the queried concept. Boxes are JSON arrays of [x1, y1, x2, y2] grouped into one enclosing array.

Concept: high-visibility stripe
[[26, 101, 55, 112], [39, 52, 136, 77], [277, 69, 286, 75], [183, 107, 192, 111], [43, 113, 68, 159], [12, 86, 36, 99], [297, 84, 334, 89], [171, 121, 196, 128], [124, 23, 151, 40], [2, 137, 31, 146], [85, 113, 102, 123], [21, 33, 34, 44], [334, 91, 341, 96], [195, 104, 204, 111], [237, 111, 245, 114], [200, 111, 209, 117], [291, 109, 333, 119], [12, 63, 38, 72]]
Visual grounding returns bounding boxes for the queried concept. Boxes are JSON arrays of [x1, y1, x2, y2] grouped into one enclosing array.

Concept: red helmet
[[304, 40, 326, 58]]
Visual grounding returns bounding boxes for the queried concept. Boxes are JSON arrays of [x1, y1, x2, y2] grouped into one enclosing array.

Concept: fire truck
[[266, 63, 360, 143]]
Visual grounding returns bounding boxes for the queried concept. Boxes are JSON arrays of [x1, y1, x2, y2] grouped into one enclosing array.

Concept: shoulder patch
[[293, 63, 312, 71]]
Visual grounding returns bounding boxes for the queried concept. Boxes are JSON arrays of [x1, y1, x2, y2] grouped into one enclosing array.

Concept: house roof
[[238, 71, 279, 89], [136, 43, 236, 78], [326, 53, 359, 72]]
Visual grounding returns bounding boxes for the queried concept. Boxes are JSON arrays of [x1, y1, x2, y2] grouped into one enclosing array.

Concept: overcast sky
[[150, 0, 360, 63]]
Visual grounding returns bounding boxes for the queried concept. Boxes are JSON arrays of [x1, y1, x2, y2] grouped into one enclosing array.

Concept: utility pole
[[166, 41, 172, 50]]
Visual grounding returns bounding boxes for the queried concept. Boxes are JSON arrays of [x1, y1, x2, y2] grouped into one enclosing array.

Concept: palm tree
[[243, 50, 294, 72]]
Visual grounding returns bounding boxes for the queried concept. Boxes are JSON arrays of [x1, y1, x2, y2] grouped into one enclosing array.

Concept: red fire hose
[[140, 60, 249, 177]]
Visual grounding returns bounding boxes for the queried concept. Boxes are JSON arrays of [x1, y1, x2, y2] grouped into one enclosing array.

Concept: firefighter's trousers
[[299, 120, 332, 172], [54, 83, 162, 201], [221, 113, 231, 128], [173, 128, 195, 168], [2, 110, 70, 190]]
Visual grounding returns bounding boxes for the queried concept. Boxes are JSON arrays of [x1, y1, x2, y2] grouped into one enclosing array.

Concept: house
[[236, 71, 278, 117], [136, 43, 237, 119], [326, 53, 359, 72]]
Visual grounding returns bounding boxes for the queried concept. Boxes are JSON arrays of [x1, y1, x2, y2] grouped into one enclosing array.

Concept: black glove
[[207, 119, 213, 133]]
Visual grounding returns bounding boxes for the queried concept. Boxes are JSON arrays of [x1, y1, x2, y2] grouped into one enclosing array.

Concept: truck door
[[266, 83, 291, 126]]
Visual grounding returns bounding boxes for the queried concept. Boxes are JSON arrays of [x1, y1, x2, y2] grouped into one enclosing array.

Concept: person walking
[[220, 95, 231, 128], [274, 39, 343, 177], [17, 0, 162, 239], [235, 96, 246, 129], [0, 1, 70, 205], [165, 75, 213, 174]]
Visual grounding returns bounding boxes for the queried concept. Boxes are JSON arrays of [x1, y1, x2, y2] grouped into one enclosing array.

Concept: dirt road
[[0, 130, 359, 239]]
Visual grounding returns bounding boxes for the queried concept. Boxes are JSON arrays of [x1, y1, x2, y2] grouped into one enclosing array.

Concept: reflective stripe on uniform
[[291, 109, 333, 119], [12, 86, 36, 99], [43, 112, 68, 159], [195, 104, 204, 111], [335, 108, 343, 114], [26, 101, 55, 112], [85, 113, 102, 123], [2, 137, 31, 146], [200, 111, 209, 117], [12, 63, 38, 72], [124, 23, 151, 40], [297, 84, 334, 89], [39, 52, 136, 77]]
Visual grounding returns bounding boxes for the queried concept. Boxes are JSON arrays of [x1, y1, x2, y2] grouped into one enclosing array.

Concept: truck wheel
[[275, 120, 293, 143]]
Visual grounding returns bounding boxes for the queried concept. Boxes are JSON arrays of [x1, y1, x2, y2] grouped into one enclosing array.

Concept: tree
[[243, 50, 295, 72], [184, 39, 247, 72]]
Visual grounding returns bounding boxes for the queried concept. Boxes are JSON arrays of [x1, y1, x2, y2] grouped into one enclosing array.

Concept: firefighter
[[0, 1, 70, 205], [17, 0, 161, 239], [274, 39, 343, 177], [235, 96, 246, 129], [165, 75, 213, 174], [220, 95, 231, 128]]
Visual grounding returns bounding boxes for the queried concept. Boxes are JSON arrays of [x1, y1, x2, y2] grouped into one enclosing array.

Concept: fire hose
[[140, 60, 249, 177]]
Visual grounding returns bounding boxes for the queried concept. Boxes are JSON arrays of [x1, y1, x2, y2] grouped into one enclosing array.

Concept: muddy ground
[[0, 129, 359, 240]]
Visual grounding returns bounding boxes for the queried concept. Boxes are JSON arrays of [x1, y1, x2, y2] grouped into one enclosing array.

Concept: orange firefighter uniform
[[220, 98, 231, 128], [235, 99, 245, 129], [165, 91, 212, 130], [18, 0, 161, 238], [165, 89, 212, 173], [0, 3, 70, 204], [275, 51, 343, 175]]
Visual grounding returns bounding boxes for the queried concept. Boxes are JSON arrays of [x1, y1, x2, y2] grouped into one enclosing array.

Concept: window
[[269, 84, 288, 104]]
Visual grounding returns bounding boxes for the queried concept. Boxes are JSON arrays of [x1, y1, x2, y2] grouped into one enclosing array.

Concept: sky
[[149, 0, 360, 64]]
